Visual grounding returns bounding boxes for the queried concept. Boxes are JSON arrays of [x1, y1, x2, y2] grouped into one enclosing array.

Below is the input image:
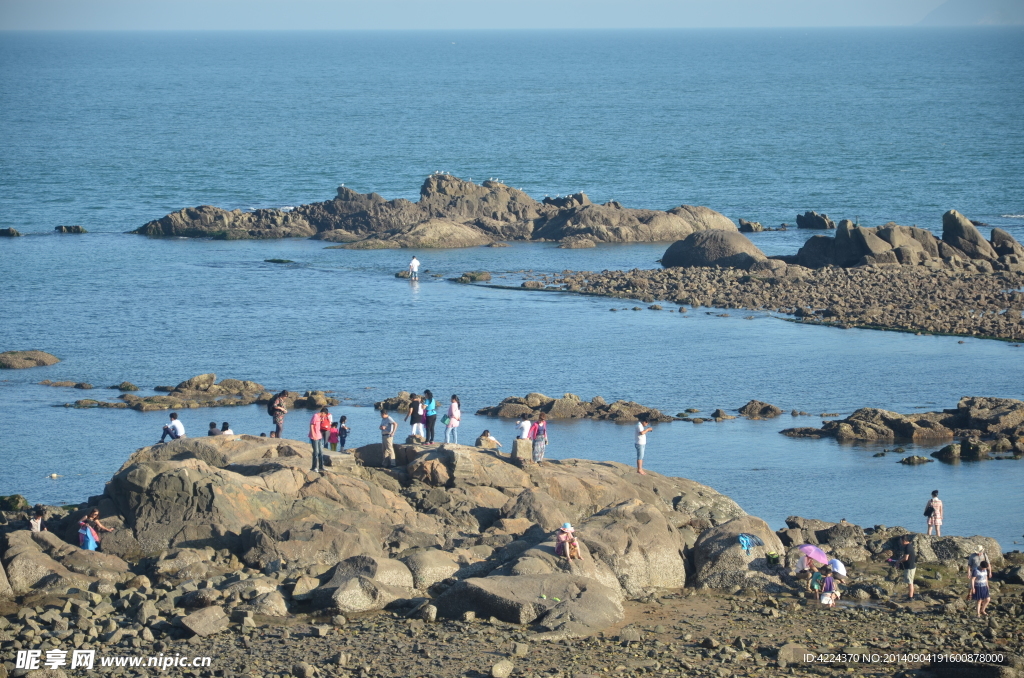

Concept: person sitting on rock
[[516, 418, 532, 439], [29, 509, 47, 532], [78, 508, 113, 551], [828, 557, 847, 583], [476, 430, 502, 448], [160, 412, 185, 442], [555, 522, 581, 560], [221, 422, 234, 435], [207, 421, 221, 436]]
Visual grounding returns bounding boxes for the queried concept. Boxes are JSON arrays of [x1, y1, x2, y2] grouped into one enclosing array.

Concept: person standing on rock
[[925, 489, 943, 536], [380, 408, 398, 467], [971, 559, 992, 616], [409, 256, 420, 281], [444, 395, 461, 444], [309, 407, 328, 473], [159, 412, 185, 442], [899, 535, 917, 600], [269, 391, 288, 438], [405, 393, 426, 440], [635, 413, 653, 475], [529, 413, 548, 463], [422, 390, 438, 444], [319, 408, 333, 443]]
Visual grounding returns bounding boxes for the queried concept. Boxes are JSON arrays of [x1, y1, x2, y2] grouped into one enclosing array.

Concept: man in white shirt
[[409, 256, 420, 280], [516, 419, 532, 439], [635, 413, 653, 475], [160, 412, 185, 442]]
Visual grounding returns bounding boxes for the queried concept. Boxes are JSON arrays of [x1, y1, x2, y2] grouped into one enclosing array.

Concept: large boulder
[[661, 230, 767, 270], [991, 228, 1024, 257], [796, 211, 836, 229], [692, 516, 786, 591], [942, 210, 997, 260], [2, 530, 130, 595], [434, 573, 623, 636], [579, 499, 687, 596], [795, 235, 836, 269], [0, 350, 60, 369]]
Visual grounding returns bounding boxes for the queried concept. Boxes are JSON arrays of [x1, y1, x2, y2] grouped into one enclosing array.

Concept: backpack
[[267, 399, 277, 416], [924, 505, 934, 517]]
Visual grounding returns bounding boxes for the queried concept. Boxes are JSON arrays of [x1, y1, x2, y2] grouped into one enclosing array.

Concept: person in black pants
[[422, 389, 438, 444]]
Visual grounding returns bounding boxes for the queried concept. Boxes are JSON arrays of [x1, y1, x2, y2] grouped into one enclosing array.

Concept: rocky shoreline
[[532, 263, 1024, 341], [1, 436, 1022, 677]]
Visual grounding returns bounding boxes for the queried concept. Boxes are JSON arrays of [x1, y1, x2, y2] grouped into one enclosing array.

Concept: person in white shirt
[[635, 413, 653, 475], [409, 256, 420, 280], [220, 422, 234, 436], [828, 558, 847, 582], [160, 412, 185, 442], [516, 419, 532, 439]]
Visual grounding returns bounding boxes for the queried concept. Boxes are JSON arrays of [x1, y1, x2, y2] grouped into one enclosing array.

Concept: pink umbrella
[[797, 544, 829, 565]]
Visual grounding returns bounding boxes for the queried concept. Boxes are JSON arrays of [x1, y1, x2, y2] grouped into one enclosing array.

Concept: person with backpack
[[529, 413, 548, 463], [319, 408, 333, 443], [924, 489, 943, 536], [268, 391, 288, 438], [422, 390, 438, 444]]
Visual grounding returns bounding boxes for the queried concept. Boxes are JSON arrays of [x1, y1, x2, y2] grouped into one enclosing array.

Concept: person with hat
[[556, 522, 581, 560]]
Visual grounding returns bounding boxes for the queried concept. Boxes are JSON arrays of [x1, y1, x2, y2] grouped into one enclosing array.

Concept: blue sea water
[[1, 29, 1023, 548]]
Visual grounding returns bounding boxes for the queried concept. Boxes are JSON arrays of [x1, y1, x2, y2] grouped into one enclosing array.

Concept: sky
[[0, 0, 992, 31]]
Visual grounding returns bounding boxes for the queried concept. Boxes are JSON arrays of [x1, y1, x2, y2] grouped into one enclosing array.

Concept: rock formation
[[132, 175, 736, 248], [781, 396, 1024, 454], [0, 350, 60, 369], [475, 392, 676, 423], [661, 230, 767, 270], [0, 227, 22, 237], [792, 211, 1023, 273]]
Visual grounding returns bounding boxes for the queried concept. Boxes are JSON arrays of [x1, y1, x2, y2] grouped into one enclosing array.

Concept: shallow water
[[2, 28, 1023, 550], [1, 236, 1022, 548]]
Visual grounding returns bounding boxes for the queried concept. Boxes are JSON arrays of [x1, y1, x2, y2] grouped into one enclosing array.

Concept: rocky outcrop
[[55, 225, 87, 234], [476, 392, 676, 423], [693, 516, 786, 591], [738, 400, 783, 419], [133, 175, 736, 247], [791, 211, 1023, 273], [0, 227, 21, 237], [133, 205, 316, 239], [781, 397, 1024, 451], [795, 211, 836, 230], [0, 350, 60, 369], [661, 230, 767, 270]]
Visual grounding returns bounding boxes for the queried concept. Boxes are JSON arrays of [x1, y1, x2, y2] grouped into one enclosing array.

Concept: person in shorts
[[900, 534, 917, 599], [380, 409, 398, 467], [634, 413, 653, 475], [925, 489, 943, 536]]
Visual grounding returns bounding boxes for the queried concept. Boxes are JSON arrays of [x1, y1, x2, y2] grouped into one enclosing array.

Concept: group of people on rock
[[516, 413, 550, 462]]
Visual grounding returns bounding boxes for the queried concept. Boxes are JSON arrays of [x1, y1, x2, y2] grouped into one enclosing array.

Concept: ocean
[[1, 29, 1022, 548]]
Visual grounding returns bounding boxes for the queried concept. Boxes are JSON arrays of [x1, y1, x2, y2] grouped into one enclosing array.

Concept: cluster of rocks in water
[[541, 256, 1024, 340], [474, 392, 676, 423], [130, 174, 737, 248], [39, 373, 340, 412], [1, 434, 1022, 677], [782, 396, 1024, 464]]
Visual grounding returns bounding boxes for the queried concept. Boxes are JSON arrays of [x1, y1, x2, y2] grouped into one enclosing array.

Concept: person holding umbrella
[[796, 544, 829, 591]]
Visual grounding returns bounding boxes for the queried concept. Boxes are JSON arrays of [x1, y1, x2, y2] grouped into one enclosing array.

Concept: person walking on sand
[[78, 508, 113, 551], [899, 534, 917, 600], [422, 390, 438, 444], [635, 413, 653, 475], [405, 393, 426, 439], [529, 413, 548, 463], [309, 407, 328, 473], [160, 412, 185, 442], [268, 391, 288, 438], [971, 559, 992, 616], [925, 489, 943, 536], [444, 395, 461, 444], [380, 408, 398, 467], [409, 256, 420, 281]]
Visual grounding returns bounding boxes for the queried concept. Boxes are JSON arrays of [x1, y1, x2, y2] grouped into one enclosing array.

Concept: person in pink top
[[444, 394, 461, 444], [309, 407, 328, 473]]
